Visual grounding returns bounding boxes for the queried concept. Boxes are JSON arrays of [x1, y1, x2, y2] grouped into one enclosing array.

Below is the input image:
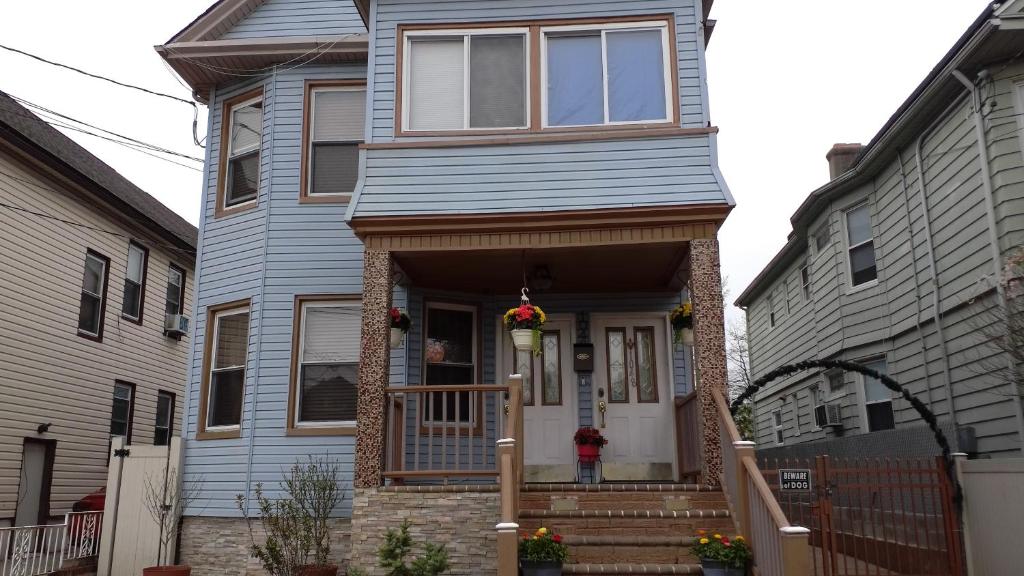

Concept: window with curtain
[[155, 391, 174, 446], [846, 204, 877, 286], [206, 307, 249, 430], [122, 242, 147, 321], [544, 23, 670, 127], [79, 250, 109, 338], [405, 31, 527, 131], [295, 301, 361, 426], [308, 87, 365, 197], [225, 97, 262, 207], [165, 264, 185, 316], [861, 358, 894, 432]]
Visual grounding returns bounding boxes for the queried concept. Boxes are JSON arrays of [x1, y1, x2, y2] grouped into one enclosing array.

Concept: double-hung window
[[423, 302, 477, 425], [845, 204, 877, 287], [122, 242, 148, 322], [79, 250, 109, 339], [166, 264, 186, 316], [222, 94, 262, 210], [155, 391, 174, 446], [202, 305, 250, 435], [304, 85, 366, 199], [403, 29, 529, 131], [543, 21, 672, 127], [861, 357, 894, 432], [291, 299, 361, 431], [110, 381, 135, 442], [772, 409, 784, 445], [800, 264, 812, 301]]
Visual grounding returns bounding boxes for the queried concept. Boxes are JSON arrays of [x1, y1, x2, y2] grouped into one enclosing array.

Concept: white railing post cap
[[950, 452, 969, 458], [733, 440, 756, 448], [496, 522, 520, 531], [780, 526, 811, 535], [497, 438, 516, 446]]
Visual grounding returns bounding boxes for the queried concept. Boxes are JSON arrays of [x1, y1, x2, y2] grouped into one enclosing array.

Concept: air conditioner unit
[[814, 403, 842, 428], [164, 313, 190, 338]]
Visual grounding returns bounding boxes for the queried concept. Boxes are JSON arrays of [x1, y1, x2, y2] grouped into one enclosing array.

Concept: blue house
[[157, 0, 743, 573]]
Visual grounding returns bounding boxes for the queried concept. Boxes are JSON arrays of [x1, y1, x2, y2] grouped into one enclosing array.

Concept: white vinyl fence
[[0, 511, 103, 576], [955, 455, 1024, 576]]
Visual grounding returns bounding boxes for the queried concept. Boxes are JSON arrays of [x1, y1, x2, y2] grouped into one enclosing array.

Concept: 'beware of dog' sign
[[778, 469, 812, 492]]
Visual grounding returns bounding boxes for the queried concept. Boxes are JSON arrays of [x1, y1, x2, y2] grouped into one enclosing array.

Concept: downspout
[[952, 69, 1024, 449], [913, 94, 966, 431]]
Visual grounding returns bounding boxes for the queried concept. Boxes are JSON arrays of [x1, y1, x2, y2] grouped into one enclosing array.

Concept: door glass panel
[[606, 328, 628, 402], [634, 327, 658, 402], [541, 332, 561, 405], [514, 348, 534, 405]]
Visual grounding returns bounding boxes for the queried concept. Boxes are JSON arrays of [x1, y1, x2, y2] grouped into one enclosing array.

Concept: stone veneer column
[[355, 249, 393, 489], [689, 238, 727, 487]]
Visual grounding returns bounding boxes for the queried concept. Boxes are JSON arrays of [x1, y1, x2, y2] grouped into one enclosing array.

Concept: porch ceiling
[[393, 242, 690, 294]]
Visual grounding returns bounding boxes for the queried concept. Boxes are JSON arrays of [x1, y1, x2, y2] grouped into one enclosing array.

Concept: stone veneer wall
[[179, 517, 352, 576], [349, 487, 500, 575]]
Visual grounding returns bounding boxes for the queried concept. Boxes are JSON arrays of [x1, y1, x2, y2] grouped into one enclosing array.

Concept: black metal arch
[[729, 358, 961, 503]]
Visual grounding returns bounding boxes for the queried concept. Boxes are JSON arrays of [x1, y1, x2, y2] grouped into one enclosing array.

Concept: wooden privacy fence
[[759, 455, 963, 576]]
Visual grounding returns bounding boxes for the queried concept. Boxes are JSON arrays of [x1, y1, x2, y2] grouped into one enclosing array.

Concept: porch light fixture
[[529, 265, 554, 291]]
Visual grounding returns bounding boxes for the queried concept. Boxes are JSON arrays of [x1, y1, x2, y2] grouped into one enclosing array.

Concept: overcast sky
[[0, 0, 989, 322]]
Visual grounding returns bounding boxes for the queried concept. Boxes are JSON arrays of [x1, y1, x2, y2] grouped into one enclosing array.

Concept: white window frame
[[800, 264, 812, 301], [166, 265, 185, 316], [843, 202, 878, 290], [122, 242, 147, 321], [205, 306, 250, 432], [307, 86, 366, 197], [422, 301, 479, 428], [79, 252, 107, 337], [540, 21, 674, 129], [223, 95, 262, 210], [772, 408, 784, 445], [294, 300, 361, 429], [856, 356, 893, 433], [767, 293, 776, 329], [401, 27, 531, 133]]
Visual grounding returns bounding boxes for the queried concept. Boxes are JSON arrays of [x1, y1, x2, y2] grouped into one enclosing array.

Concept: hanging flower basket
[[505, 300, 546, 356], [670, 301, 694, 347], [389, 307, 411, 349]]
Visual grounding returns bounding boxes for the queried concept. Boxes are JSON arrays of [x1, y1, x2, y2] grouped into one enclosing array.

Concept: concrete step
[[563, 563, 703, 574]]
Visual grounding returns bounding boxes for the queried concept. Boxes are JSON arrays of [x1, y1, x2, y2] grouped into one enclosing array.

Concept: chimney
[[826, 143, 863, 180]]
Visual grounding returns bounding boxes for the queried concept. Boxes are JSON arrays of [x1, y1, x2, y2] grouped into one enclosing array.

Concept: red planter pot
[[576, 443, 601, 462], [142, 567, 191, 576]]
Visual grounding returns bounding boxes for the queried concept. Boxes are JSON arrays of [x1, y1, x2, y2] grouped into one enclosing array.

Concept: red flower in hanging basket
[[389, 307, 411, 332]]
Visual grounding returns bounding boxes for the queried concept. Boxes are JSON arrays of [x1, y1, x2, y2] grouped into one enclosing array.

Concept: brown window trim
[[361, 126, 715, 151], [156, 390, 176, 445], [299, 79, 367, 205], [215, 87, 264, 219], [633, 326, 659, 403], [418, 300, 483, 435], [287, 294, 362, 436], [197, 298, 251, 440], [606, 327, 629, 403], [121, 241, 149, 325], [394, 14, 680, 138], [78, 249, 111, 343], [540, 331, 562, 406], [113, 380, 137, 443]]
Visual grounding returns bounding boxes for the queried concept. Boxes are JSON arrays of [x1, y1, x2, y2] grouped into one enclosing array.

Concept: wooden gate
[[97, 437, 183, 576], [760, 456, 963, 576]]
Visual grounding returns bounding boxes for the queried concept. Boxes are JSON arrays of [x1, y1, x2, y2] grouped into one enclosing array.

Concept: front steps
[[518, 484, 734, 575]]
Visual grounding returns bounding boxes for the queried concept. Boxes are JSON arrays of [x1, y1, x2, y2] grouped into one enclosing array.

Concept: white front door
[[499, 316, 577, 482], [591, 314, 675, 481]]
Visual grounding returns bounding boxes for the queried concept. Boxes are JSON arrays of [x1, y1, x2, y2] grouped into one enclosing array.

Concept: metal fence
[[0, 511, 103, 576], [759, 455, 962, 576]]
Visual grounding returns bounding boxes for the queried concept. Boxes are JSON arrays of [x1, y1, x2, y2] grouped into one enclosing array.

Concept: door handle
[[598, 400, 607, 428]]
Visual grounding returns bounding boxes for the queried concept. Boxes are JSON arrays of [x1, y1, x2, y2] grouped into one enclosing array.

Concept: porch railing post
[[496, 438, 519, 576], [507, 374, 524, 491], [780, 526, 812, 576], [733, 441, 755, 539]]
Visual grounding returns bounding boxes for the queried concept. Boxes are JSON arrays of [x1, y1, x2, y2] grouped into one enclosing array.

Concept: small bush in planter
[[377, 520, 449, 576], [519, 527, 568, 576], [693, 531, 751, 576]]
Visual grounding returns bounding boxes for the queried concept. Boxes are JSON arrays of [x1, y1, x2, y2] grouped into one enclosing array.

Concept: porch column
[[355, 249, 393, 488], [689, 238, 727, 487]]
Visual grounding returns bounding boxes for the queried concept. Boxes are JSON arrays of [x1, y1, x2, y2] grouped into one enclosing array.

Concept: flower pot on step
[[520, 560, 563, 576], [142, 566, 192, 576], [510, 329, 533, 352], [699, 559, 745, 576], [297, 565, 338, 576], [390, 327, 405, 349], [576, 443, 600, 463]]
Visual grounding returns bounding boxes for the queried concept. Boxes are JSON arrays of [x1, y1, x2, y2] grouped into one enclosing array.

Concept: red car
[[72, 487, 105, 512]]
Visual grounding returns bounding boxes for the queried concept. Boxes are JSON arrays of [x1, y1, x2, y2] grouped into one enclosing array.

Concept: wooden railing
[[497, 375, 524, 576], [675, 391, 701, 482], [384, 384, 509, 480], [714, 388, 810, 576]]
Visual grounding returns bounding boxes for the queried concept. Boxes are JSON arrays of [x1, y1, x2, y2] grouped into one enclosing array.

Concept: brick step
[[522, 491, 727, 513], [519, 509, 733, 537], [563, 563, 702, 574], [566, 536, 699, 565], [523, 483, 714, 493]]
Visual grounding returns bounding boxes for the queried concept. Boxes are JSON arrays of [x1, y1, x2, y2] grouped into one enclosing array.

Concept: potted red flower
[[519, 527, 568, 576], [573, 427, 607, 462], [693, 530, 751, 576], [389, 307, 411, 349]]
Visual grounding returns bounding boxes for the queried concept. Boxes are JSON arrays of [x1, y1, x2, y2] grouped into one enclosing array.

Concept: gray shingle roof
[[0, 90, 198, 250]]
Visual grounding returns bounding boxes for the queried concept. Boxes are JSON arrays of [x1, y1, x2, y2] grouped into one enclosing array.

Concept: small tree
[[237, 455, 345, 576], [143, 467, 203, 566], [377, 520, 449, 576], [725, 319, 755, 440]]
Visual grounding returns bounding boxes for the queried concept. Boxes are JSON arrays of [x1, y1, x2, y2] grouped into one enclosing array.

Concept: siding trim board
[[361, 126, 716, 150], [196, 298, 252, 441], [298, 79, 368, 205], [287, 294, 363, 436], [216, 87, 265, 220]]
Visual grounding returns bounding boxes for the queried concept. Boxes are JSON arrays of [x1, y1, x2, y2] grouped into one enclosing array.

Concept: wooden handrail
[[742, 457, 791, 529], [712, 388, 743, 444], [385, 384, 510, 393]]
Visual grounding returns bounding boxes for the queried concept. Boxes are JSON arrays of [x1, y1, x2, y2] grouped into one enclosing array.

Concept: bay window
[[290, 298, 361, 432], [304, 85, 366, 200], [200, 303, 250, 437]]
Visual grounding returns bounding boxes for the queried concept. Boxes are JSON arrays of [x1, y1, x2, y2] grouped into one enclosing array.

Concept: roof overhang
[[155, 35, 368, 97], [735, 5, 1024, 307]]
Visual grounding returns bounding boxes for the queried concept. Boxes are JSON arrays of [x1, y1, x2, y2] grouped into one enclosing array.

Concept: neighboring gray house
[[736, 3, 1024, 459]]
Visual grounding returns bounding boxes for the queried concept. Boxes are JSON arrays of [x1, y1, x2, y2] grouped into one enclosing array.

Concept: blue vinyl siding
[[219, 0, 367, 40]]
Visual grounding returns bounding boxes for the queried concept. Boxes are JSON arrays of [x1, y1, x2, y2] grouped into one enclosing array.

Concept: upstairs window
[[219, 91, 263, 213], [110, 381, 135, 442], [845, 204, 877, 287], [200, 303, 250, 437], [155, 391, 174, 446], [543, 22, 672, 127], [772, 408, 784, 445], [303, 85, 366, 200], [79, 250, 109, 339], [767, 294, 776, 328], [165, 264, 186, 316], [403, 30, 528, 131], [800, 264, 811, 301], [122, 242, 148, 322]]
